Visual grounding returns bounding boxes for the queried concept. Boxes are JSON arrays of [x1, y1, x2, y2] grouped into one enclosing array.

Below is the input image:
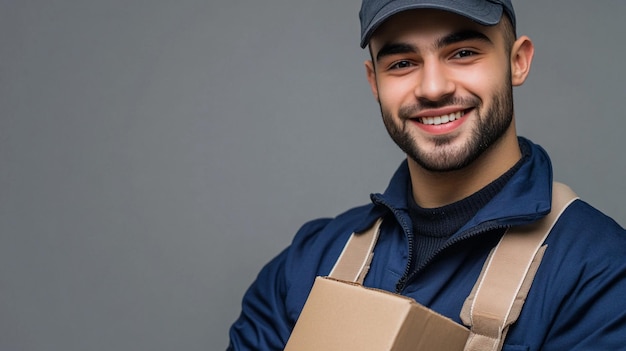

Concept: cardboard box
[[284, 276, 469, 350]]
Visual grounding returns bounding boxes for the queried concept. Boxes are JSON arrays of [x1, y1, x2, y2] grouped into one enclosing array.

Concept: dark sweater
[[407, 142, 530, 271]]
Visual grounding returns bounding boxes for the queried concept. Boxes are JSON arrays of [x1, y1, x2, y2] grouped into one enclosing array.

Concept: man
[[228, 0, 626, 350]]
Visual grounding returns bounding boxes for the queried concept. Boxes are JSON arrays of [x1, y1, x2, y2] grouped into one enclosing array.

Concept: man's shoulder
[[556, 198, 625, 239], [290, 203, 377, 252], [515, 199, 626, 349], [545, 198, 626, 268], [279, 203, 381, 310]]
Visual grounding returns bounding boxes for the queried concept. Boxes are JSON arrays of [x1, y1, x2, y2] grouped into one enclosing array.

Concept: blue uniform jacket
[[228, 138, 626, 350]]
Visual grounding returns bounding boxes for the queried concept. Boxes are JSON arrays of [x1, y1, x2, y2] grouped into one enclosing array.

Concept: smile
[[417, 111, 464, 125]]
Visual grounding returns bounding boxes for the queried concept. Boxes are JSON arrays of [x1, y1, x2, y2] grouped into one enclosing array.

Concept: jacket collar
[[366, 137, 554, 233]]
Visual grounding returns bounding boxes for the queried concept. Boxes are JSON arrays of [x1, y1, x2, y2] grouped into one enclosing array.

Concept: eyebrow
[[375, 29, 493, 63], [375, 43, 416, 62], [436, 29, 493, 48]]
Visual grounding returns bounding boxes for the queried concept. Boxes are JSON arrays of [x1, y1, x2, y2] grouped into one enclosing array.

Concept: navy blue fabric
[[228, 137, 626, 350]]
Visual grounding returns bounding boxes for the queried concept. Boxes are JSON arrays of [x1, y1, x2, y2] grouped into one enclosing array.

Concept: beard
[[380, 80, 514, 173]]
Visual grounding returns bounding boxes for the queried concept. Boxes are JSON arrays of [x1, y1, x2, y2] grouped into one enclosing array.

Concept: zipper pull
[[395, 277, 407, 293]]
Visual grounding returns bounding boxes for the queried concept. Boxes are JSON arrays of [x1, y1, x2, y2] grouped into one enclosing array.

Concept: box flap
[[285, 276, 469, 351]]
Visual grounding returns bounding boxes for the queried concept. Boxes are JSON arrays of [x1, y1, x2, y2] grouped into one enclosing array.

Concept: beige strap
[[460, 182, 578, 351], [329, 218, 383, 284]]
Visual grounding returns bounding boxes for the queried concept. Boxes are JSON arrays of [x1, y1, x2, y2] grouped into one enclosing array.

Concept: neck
[[408, 128, 521, 208]]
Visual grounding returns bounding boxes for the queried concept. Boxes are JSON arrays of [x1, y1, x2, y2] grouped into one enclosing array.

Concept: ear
[[510, 36, 535, 86], [365, 60, 380, 102]]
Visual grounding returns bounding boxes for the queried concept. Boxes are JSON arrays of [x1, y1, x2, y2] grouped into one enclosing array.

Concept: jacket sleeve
[[227, 218, 332, 351], [227, 247, 292, 351], [544, 254, 626, 350], [540, 206, 626, 350]]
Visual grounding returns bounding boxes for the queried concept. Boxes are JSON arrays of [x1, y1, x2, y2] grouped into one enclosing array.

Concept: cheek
[[455, 57, 511, 94], [451, 63, 508, 98], [377, 77, 416, 107]]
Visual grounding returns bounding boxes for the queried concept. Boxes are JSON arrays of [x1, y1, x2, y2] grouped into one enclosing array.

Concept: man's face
[[366, 10, 516, 173]]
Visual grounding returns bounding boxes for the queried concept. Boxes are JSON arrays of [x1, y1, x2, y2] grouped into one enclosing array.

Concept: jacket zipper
[[395, 222, 508, 293], [371, 196, 417, 294]]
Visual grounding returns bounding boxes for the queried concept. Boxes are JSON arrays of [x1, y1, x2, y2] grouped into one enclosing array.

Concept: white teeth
[[419, 111, 462, 125]]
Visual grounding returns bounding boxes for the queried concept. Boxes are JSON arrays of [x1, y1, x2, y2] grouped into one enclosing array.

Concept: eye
[[452, 50, 477, 59], [389, 60, 414, 70]]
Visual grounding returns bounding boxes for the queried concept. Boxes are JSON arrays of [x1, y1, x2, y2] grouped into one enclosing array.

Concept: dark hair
[[501, 13, 517, 52]]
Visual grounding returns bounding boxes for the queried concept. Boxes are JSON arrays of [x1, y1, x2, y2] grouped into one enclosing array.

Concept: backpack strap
[[460, 182, 578, 351], [329, 218, 383, 284]]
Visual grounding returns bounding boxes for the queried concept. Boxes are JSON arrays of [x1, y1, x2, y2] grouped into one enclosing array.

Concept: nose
[[415, 60, 455, 103]]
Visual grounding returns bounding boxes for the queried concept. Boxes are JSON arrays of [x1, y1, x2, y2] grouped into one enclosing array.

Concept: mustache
[[398, 96, 480, 119]]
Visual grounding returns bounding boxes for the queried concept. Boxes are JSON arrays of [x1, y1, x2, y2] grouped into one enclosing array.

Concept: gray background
[[1, 1, 624, 350]]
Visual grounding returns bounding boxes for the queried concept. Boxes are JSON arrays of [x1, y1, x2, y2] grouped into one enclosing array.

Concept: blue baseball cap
[[359, 0, 516, 48]]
